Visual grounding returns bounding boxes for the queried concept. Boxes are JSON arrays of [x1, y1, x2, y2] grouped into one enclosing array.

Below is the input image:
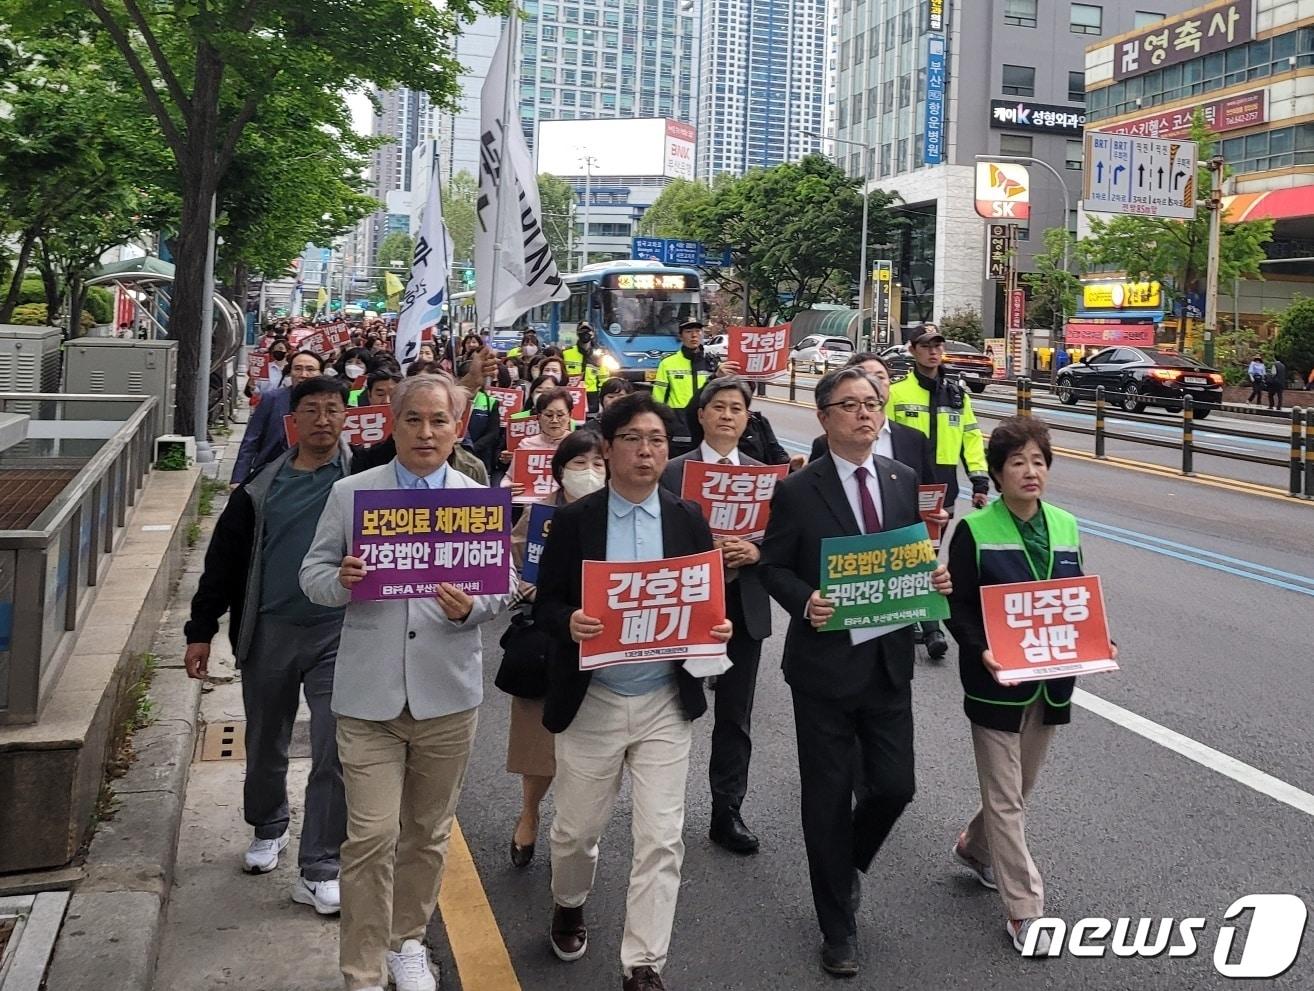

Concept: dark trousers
[[791, 676, 915, 941], [242, 614, 346, 881], [1268, 386, 1283, 409], [710, 590, 763, 817]]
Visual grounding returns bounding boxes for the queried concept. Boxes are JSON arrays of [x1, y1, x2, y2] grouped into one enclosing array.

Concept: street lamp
[[807, 130, 874, 346], [579, 151, 598, 268]]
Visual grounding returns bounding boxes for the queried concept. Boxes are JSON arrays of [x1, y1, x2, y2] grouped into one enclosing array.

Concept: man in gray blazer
[[300, 373, 512, 991]]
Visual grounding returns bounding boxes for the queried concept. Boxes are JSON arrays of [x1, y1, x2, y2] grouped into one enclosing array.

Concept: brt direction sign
[[1082, 134, 1197, 220], [974, 162, 1030, 221]]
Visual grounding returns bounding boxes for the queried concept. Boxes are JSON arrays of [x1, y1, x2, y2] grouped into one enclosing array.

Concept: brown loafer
[[623, 965, 666, 990], [510, 839, 534, 868], [550, 903, 588, 961]]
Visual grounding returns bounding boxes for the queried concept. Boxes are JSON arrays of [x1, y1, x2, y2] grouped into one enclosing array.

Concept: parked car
[[1053, 346, 1224, 417], [790, 335, 855, 373], [703, 333, 729, 362], [880, 340, 995, 393]]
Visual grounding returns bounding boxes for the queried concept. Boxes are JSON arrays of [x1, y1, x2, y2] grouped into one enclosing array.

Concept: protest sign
[[511, 448, 560, 504], [818, 522, 949, 633], [325, 324, 353, 350], [299, 330, 331, 357], [680, 461, 788, 540], [566, 386, 588, 422], [727, 324, 790, 380], [579, 549, 727, 670], [981, 575, 1116, 682], [246, 350, 269, 382], [522, 503, 555, 584], [918, 483, 948, 548], [487, 387, 525, 427], [351, 487, 512, 601], [284, 404, 393, 448], [507, 417, 541, 451]]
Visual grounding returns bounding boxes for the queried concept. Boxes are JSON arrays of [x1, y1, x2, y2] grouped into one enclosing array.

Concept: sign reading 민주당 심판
[[818, 523, 949, 633], [351, 488, 512, 601], [981, 575, 1118, 682]]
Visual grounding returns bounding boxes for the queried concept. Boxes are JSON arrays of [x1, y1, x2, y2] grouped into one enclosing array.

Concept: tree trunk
[[172, 179, 211, 437], [36, 239, 60, 317], [67, 277, 85, 339], [0, 229, 37, 323]]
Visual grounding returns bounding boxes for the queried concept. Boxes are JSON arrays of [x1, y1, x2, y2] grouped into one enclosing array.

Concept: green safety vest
[[960, 499, 1084, 718], [563, 346, 607, 393], [886, 373, 988, 475], [652, 350, 710, 410]]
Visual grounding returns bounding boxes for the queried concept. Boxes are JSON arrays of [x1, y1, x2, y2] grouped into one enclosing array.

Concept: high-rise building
[[834, 0, 1146, 331], [358, 87, 435, 274], [433, 15, 502, 184], [696, 0, 828, 179]]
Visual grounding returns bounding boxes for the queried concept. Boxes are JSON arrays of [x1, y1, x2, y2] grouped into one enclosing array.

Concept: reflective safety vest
[[959, 499, 1083, 721], [886, 372, 988, 477], [563, 346, 608, 394], [652, 349, 711, 410]]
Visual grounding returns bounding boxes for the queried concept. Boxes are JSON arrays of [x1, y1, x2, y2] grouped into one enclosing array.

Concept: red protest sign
[[680, 461, 788, 540], [284, 404, 394, 448], [246, 350, 269, 382], [487, 387, 525, 427], [728, 323, 790, 380], [579, 550, 727, 670], [566, 386, 587, 421], [300, 330, 331, 357], [918, 483, 948, 549], [981, 575, 1117, 683], [325, 324, 353, 350], [507, 417, 541, 451], [510, 448, 560, 504]]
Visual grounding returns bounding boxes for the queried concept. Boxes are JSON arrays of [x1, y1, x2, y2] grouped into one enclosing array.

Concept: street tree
[[681, 155, 902, 324], [1022, 228, 1082, 333], [375, 232, 415, 299], [443, 170, 478, 265], [1274, 295, 1314, 382], [537, 174, 577, 268], [3, 0, 506, 433], [637, 179, 711, 238], [1081, 115, 1273, 350]]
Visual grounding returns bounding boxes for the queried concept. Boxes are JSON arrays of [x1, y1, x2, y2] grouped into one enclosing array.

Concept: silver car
[[790, 335, 855, 373]]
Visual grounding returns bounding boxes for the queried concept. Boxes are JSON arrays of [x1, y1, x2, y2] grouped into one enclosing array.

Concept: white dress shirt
[[699, 441, 740, 465], [873, 420, 894, 461], [830, 450, 884, 533]]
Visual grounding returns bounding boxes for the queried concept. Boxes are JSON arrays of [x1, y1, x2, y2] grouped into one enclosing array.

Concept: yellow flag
[[315, 286, 329, 311], [384, 271, 405, 297]]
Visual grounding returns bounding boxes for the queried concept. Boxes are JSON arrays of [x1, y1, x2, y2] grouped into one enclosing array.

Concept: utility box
[[0, 326, 63, 394], [63, 338, 177, 440]]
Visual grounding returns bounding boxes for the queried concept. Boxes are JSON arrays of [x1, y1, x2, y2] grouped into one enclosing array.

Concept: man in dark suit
[[535, 392, 733, 991], [660, 377, 772, 855], [808, 352, 951, 660], [762, 366, 952, 978]]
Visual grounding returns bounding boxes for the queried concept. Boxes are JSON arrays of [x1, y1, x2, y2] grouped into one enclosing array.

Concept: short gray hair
[[815, 366, 883, 409], [697, 375, 753, 410], [391, 372, 470, 422]]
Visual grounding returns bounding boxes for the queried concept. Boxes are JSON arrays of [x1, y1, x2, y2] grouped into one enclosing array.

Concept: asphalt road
[[440, 400, 1314, 991]]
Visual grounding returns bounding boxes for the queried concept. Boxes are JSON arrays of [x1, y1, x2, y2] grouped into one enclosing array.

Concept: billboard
[[1113, 0, 1253, 82], [1098, 90, 1266, 141], [536, 118, 698, 180]]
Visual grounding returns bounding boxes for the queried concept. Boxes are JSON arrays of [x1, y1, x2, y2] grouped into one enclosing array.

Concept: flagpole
[[435, 142, 458, 369], [485, 4, 518, 335]]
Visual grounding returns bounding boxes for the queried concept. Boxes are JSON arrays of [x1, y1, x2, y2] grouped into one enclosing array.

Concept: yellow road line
[[438, 819, 521, 990]]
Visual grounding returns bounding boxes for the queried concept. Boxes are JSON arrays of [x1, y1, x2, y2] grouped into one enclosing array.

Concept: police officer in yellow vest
[[652, 318, 718, 455], [562, 322, 608, 412]]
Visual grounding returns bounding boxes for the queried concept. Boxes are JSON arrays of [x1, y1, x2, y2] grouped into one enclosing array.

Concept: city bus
[[524, 260, 704, 382]]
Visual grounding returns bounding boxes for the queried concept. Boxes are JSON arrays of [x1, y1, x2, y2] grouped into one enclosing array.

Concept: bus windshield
[[599, 290, 701, 342]]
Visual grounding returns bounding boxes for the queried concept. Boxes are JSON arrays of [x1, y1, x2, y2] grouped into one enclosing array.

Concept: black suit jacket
[[761, 453, 921, 700], [808, 422, 937, 487], [534, 486, 714, 732], [658, 451, 772, 641]]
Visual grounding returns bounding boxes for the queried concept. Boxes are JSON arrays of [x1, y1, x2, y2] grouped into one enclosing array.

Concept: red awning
[[1221, 187, 1314, 222]]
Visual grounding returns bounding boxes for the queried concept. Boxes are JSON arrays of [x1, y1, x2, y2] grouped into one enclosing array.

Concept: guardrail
[[0, 393, 160, 724]]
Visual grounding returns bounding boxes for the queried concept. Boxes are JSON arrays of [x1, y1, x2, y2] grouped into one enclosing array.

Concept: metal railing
[[0, 393, 160, 725]]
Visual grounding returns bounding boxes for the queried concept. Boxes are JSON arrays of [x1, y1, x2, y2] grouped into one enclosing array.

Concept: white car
[[790, 335, 855, 373], [703, 333, 729, 361]]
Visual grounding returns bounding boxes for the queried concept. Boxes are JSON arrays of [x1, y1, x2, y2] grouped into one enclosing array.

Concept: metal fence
[[0, 393, 160, 725]]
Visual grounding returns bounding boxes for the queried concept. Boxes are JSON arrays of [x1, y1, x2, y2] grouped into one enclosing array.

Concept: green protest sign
[[818, 522, 949, 632]]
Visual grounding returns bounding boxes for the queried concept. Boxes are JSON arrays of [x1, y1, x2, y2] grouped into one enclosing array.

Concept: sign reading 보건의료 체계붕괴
[[990, 100, 1086, 135]]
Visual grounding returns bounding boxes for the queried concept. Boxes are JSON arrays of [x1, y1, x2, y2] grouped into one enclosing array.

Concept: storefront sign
[[986, 225, 1013, 281], [1081, 281, 1161, 310], [1113, 0, 1253, 82], [1008, 289, 1026, 331], [927, 0, 945, 33], [990, 100, 1086, 135], [1099, 90, 1266, 140], [1064, 322, 1156, 346], [924, 35, 947, 165], [975, 162, 1030, 221]]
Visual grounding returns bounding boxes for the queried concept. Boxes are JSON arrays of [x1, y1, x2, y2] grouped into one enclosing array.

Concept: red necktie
[[853, 466, 882, 533]]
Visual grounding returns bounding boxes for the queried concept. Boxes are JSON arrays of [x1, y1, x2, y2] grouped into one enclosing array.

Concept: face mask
[[271, 352, 287, 361], [522, 344, 538, 358], [345, 363, 365, 378], [561, 465, 607, 499]]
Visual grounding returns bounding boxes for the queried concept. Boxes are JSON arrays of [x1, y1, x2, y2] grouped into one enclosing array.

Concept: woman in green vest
[[944, 416, 1116, 957]]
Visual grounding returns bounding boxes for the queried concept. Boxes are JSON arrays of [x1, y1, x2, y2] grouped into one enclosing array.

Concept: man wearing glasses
[[534, 392, 733, 991], [184, 376, 353, 914], [761, 367, 952, 979]]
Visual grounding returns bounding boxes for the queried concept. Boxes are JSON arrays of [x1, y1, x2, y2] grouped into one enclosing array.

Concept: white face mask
[[522, 344, 538, 358], [561, 465, 607, 500], [345, 363, 365, 378]]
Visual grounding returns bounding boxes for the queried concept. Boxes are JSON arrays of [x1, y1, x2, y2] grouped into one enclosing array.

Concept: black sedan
[[1054, 346, 1224, 417]]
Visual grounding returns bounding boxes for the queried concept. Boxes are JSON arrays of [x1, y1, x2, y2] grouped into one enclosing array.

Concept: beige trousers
[[960, 701, 1056, 920], [336, 706, 478, 991], [550, 682, 692, 977]]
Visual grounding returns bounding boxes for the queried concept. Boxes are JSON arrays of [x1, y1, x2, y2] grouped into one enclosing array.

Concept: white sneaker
[[1008, 917, 1053, 955], [291, 876, 340, 914], [952, 836, 998, 890], [386, 939, 437, 991], [243, 832, 289, 874]]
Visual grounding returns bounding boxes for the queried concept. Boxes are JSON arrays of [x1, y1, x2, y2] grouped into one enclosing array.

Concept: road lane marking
[[1074, 689, 1314, 817], [438, 819, 521, 990]]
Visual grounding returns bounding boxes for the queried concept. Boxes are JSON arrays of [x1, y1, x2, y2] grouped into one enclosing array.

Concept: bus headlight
[[600, 353, 620, 372]]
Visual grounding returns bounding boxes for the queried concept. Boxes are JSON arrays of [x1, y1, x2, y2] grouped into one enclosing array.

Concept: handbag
[[494, 610, 553, 699]]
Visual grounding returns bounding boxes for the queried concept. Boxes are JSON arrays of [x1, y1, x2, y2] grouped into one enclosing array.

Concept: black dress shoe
[[550, 903, 588, 961], [821, 938, 859, 977], [622, 965, 666, 990], [708, 810, 760, 854], [925, 630, 949, 660], [510, 838, 535, 868]]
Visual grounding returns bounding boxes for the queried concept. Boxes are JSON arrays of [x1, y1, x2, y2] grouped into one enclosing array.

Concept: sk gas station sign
[[974, 162, 1030, 221]]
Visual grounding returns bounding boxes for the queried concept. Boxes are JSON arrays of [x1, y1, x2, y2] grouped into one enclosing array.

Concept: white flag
[[396, 149, 452, 366], [476, 18, 569, 328]]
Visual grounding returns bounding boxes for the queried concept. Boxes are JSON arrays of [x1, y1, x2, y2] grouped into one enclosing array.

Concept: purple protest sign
[[352, 487, 512, 601]]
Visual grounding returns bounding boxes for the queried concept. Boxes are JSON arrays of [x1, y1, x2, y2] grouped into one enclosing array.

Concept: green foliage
[[375, 232, 415, 298], [1021, 228, 1081, 331], [1275, 295, 1314, 381], [198, 477, 227, 517], [11, 302, 94, 329], [638, 179, 711, 238], [1215, 323, 1270, 385], [154, 441, 191, 470], [84, 287, 114, 324], [538, 174, 578, 269], [18, 279, 45, 305], [939, 306, 985, 350], [679, 156, 904, 323], [444, 170, 478, 265]]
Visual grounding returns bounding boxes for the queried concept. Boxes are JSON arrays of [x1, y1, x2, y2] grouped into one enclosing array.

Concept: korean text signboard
[[974, 162, 1030, 221], [300, 330, 331, 357], [727, 324, 790, 380], [986, 225, 1013, 281], [351, 488, 512, 601], [818, 523, 949, 633], [507, 417, 541, 451], [981, 575, 1117, 682], [579, 550, 727, 670], [1100, 90, 1265, 141], [521, 503, 555, 584], [487, 387, 525, 427], [1082, 135, 1197, 220], [924, 35, 947, 166], [325, 324, 353, 350], [511, 448, 560, 504], [680, 462, 789, 541], [989, 100, 1085, 135], [284, 404, 394, 449], [1114, 0, 1252, 82], [927, 0, 944, 32]]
